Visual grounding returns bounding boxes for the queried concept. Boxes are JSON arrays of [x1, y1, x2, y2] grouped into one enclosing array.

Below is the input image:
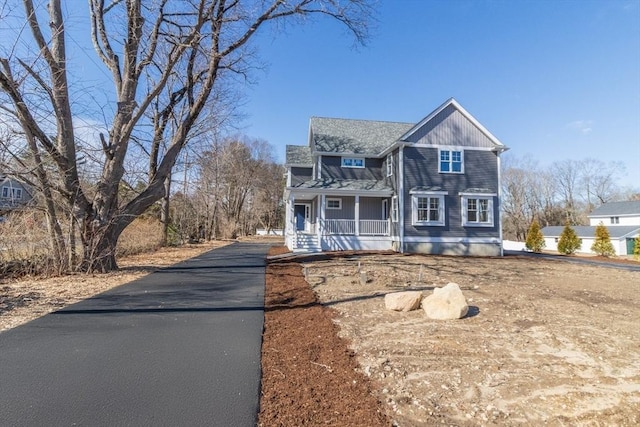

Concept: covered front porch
[[285, 189, 394, 252]]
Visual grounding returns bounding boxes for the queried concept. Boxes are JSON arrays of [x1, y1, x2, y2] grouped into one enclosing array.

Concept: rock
[[421, 282, 469, 320], [384, 291, 423, 312]]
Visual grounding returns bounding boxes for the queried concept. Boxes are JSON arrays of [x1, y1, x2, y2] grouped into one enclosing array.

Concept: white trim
[[288, 188, 393, 197], [399, 146, 405, 252], [386, 153, 393, 177], [589, 213, 640, 219], [461, 195, 494, 227], [410, 189, 449, 195], [403, 236, 501, 244], [438, 148, 464, 174], [412, 144, 496, 152], [497, 152, 504, 256], [391, 196, 399, 223], [316, 155, 322, 179], [458, 192, 497, 197], [411, 193, 446, 226], [326, 198, 342, 210]]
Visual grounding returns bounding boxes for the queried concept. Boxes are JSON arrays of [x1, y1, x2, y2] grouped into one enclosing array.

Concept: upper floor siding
[[406, 104, 497, 149], [320, 155, 383, 181], [290, 167, 313, 186]]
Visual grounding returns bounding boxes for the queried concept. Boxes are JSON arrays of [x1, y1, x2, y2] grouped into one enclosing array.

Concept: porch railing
[[322, 219, 356, 235], [320, 219, 389, 236], [359, 219, 389, 236]]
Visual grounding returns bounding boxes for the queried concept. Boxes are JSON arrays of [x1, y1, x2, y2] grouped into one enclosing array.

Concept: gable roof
[[589, 200, 640, 217], [541, 225, 640, 239], [285, 145, 313, 166], [399, 98, 506, 151], [309, 117, 413, 155]]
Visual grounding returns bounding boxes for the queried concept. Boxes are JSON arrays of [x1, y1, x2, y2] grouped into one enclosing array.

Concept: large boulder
[[421, 283, 468, 320], [384, 291, 423, 312]]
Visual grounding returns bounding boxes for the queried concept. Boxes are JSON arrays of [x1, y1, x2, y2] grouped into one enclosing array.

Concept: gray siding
[[402, 146, 500, 239], [291, 167, 313, 186], [325, 196, 355, 219], [406, 104, 496, 149], [321, 156, 383, 180], [359, 197, 385, 220]]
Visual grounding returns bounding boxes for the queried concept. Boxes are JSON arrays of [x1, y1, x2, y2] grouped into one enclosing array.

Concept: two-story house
[[0, 175, 33, 213], [284, 98, 508, 256], [542, 200, 640, 256]]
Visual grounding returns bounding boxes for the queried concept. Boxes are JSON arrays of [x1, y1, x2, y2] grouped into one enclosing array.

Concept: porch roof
[[288, 179, 393, 196]]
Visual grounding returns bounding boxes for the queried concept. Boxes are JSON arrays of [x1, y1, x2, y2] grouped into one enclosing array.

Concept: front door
[[294, 204, 310, 231]]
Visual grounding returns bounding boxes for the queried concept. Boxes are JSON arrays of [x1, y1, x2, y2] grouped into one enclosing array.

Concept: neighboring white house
[[542, 200, 640, 256]]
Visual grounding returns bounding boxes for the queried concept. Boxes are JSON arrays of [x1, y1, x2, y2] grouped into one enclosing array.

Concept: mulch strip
[[258, 247, 391, 426]]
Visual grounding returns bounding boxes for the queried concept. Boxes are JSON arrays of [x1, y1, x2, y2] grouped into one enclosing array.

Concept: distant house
[[284, 98, 509, 255], [542, 200, 640, 256], [0, 175, 34, 213]]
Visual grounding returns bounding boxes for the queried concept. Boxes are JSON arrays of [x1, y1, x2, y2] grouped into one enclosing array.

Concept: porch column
[[318, 194, 325, 240], [355, 195, 360, 236]]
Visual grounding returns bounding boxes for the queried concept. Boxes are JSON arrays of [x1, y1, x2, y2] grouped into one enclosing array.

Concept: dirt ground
[[298, 252, 640, 426], [3, 241, 639, 426]]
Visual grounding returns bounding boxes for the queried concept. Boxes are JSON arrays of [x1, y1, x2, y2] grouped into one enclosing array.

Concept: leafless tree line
[[501, 154, 638, 241], [0, 0, 372, 272], [169, 135, 285, 243]]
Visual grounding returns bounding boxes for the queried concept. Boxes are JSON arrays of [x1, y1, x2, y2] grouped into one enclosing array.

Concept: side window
[[461, 195, 495, 227], [386, 154, 393, 177], [391, 196, 399, 223], [411, 193, 445, 226]]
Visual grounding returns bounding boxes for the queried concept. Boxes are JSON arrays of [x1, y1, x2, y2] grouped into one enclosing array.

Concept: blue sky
[[243, 0, 640, 190]]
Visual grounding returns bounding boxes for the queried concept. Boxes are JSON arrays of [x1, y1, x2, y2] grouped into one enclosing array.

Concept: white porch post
[[355, 195, 360, 236], [319, 194, 325, 240]]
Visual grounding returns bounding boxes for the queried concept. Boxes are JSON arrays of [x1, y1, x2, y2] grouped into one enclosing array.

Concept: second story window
[[386, 154, 393, 177], [439, 149, 463, 173], [341, 157, 364, 168], [610, 216, 619, 224]]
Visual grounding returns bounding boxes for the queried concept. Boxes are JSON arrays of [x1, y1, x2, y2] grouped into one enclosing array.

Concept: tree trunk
[[161, 174, 172, 246], [80, 221, 122, 273]]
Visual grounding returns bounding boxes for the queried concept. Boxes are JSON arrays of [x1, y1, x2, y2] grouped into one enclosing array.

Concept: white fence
[[321, 219, 388, 236]]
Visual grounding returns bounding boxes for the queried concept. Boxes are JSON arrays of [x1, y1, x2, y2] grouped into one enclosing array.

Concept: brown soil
[[258, 249, 390, 426], [297, 252, 640, 426]]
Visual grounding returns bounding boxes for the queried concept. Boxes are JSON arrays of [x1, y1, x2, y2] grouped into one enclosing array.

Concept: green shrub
[[557, 222, 581, 255], [590, 222, 615, 257], [633, 236, 640, 260], [525, 219, 545, 253]]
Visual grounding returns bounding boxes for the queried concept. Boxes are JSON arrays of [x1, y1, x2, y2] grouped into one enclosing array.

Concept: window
[[2, 187, 22, 199], [391, 196, 399, 223], [326, 198, 342, 210], [439, 149, 463, 173], [382, 199, 389, 220], [610, 216, 620, 224], [411, 193, 446, 226], [386, 154, 393, 177], [341, 157, 364, 168], [461, 194, 494, 227]]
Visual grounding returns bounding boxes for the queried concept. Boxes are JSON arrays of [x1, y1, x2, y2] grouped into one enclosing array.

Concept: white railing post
[[355, 195, 360, 236]]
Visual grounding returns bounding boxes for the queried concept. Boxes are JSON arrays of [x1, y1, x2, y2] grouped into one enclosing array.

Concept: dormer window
[[341, 157, 364, 168], [439, 149, 463, 173]]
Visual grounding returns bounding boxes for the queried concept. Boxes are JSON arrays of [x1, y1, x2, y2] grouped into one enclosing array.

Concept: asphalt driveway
[[0, 242, 269, 426]]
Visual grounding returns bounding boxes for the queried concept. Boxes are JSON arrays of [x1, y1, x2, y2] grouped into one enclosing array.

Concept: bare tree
[[0, 0, 372, 272]]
